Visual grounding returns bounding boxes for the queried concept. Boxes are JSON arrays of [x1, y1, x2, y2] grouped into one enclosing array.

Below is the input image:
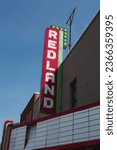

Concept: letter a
[[45, 72, 55, 83]]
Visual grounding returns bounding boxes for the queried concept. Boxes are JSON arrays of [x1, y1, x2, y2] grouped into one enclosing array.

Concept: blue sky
[[0, 0, 99, 141]]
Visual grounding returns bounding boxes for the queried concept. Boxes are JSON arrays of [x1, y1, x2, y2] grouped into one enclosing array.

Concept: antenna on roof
[[66, 7, 76, 51]]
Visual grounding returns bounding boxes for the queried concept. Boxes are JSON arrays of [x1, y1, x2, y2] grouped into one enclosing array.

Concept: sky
[[0, 0, 99, 141]]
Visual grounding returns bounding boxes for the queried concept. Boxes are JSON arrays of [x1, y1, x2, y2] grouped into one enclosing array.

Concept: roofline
[[20, 92, 40, 116], [62, 10, 100, 65], [13, 101, 100, 128]]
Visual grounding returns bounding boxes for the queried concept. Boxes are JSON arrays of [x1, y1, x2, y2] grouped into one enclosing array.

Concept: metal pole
[[66, 7, 76, 52], [69, 16, 72, 50]]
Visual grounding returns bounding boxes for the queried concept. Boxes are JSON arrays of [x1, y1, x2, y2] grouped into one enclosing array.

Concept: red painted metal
[[6, 126, 12, 150], [40, 28, 60, 114]]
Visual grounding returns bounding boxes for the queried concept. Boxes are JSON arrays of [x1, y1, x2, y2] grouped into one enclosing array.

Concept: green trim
[[56, 31, 63, 112], [50, 25, 68, 49], [2, 123, 13, 150]]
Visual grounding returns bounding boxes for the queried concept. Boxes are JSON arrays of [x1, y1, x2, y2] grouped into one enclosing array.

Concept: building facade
[[1, 11, 100, 150], [62, 11, 100, 111]]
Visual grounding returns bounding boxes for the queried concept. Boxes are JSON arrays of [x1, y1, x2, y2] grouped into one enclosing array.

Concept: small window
[[70, 78, 77, 108]]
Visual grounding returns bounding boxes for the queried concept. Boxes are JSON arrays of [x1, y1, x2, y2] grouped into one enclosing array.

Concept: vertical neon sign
[[40, 28, 60, 113], [40, 26, 68, 114]]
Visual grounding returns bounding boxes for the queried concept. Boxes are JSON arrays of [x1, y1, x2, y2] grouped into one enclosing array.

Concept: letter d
[[47, 50, 56, 59], [44, 97, 54, 108]]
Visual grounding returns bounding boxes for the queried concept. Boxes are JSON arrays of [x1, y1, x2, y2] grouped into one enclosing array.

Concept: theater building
[[1, 11, 100, 150]]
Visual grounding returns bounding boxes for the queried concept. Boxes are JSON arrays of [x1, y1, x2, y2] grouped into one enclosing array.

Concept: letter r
[[49, 30, 57, 39]]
